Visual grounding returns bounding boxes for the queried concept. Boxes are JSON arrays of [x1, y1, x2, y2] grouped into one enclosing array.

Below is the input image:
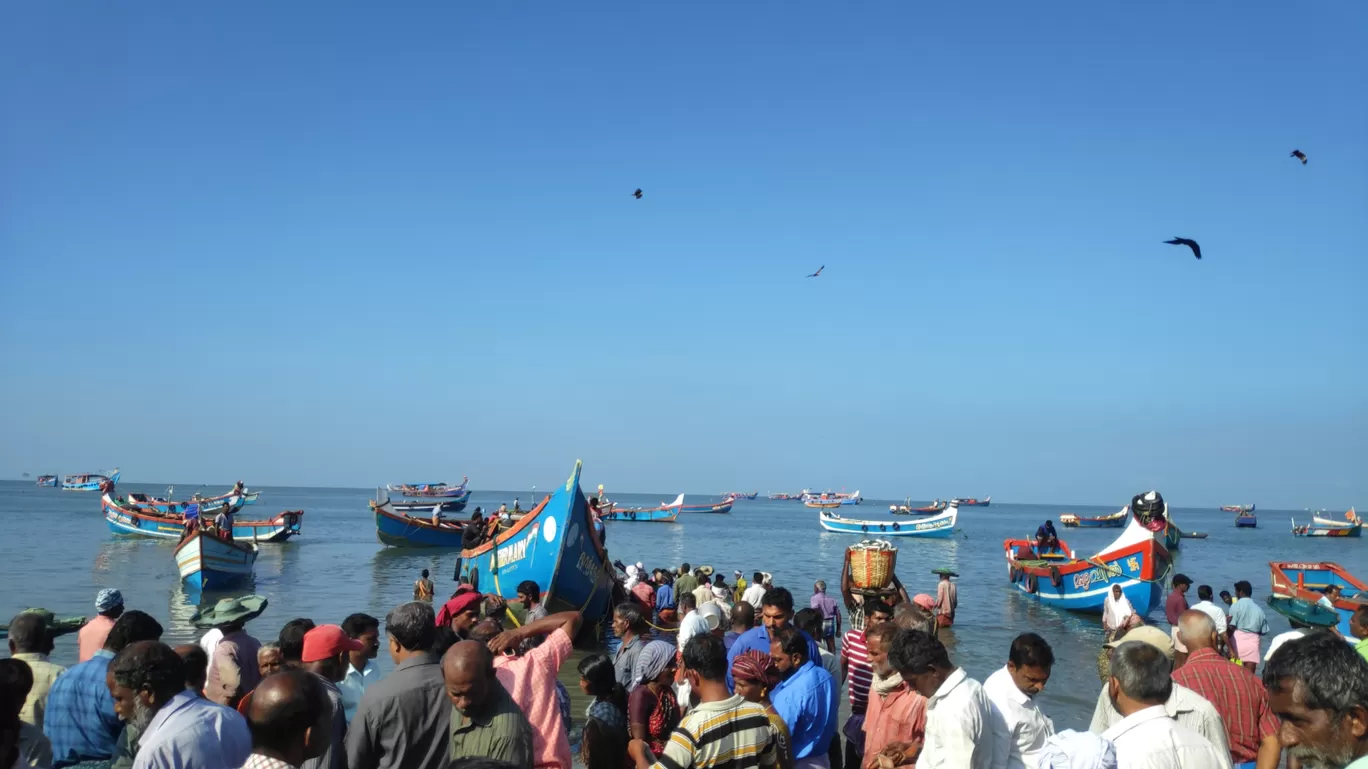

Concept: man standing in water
[[809, 582, 841, 654], [414, 570, 435, 602], [933, 570, 957, 629]]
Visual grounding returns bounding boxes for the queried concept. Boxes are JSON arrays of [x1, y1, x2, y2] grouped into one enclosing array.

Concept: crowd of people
[[4, 561, 1368, 769]]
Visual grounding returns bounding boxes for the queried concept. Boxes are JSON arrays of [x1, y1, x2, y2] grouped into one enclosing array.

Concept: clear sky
[[2, 3, 1364, 507]]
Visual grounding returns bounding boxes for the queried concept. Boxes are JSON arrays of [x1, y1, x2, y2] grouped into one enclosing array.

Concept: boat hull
[[374, 501, 467, 547], [1294, 525, 1362, 538], [819, 506, 957, 538], [953, 497, 990, 507], [1235, 516, 1258, 528], [390, 499, 468, 515], [600, 507, 677, 523], [103, 496, 301, 543], [1269, 561, 1368, 637], [35, 476, 57, 487], [458, 461, 613, 633], [386, 483, 471, 500], [174, 531, 257, 591], [680, 500, 733, 514], [62, 470, 120, 491], [1062, 509, 1128, 528]]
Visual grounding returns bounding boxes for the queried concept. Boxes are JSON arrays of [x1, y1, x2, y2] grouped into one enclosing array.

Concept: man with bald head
[[442, 641, 533, 768], [1174, 609, 1282, 769], [241, 669, 334, 769]]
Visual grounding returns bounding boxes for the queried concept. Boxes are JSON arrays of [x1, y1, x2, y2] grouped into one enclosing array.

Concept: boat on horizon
[[890, 499, 948, 515], [62, 469, 120, 491], [372, 490, 469, 547], [802, 490, 862, 506], [725, 491, 758, 501], [385, 477, 470, 499], [1235, 512, 1258, 528], [1269, 561, 1367, 637], [680, 497, 734, 514], [457, 460, 614, 635], [768, 492, 800, 501], [103, 493, 302, 543], [1221, 503, 1256, 513], [175, 529, 257, 591], [35, 475, 57, 487], [1003, 497, 1172, 617], [601, 494, 681, 523], [1292, 509, 1362, 538], [818, 504, 958, 538], [952, 496, 990, 507], [1059, 507, 1128, 528]]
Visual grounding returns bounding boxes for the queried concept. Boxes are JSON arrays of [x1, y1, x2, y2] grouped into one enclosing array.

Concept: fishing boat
[[891, 499, 948, 515], [818, 505, 958, 538], [62, 469, 120, 491], [768, 492, 800, 501], [1235, 513, 1258, 528], [680, 497, 734, 514], [1221, 503, 1255, 513], [385, 477, 470, 499], [601, 494, 681, 523], [1059, 508, 1128, 528], [952, 496, 991, 507], [103, 494, 303, 543], [371, 491, 468, 547], [806, 499, 845, 510], [725, 492, 758, 501], [1265, 595, 1341, 629], [1003, 495, 1172, 617], [802, 490, 862, 507], [389, 498, 469, 516], [457, 460, 614, 633], [125, 483, 254, 516], [35, 475, 57, 487], [1269, 561, 1368, 637], [1291, 509, 1362, 538], [174, 529, 258, 590]]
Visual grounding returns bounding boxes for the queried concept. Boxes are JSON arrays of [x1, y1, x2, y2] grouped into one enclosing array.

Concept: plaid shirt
[[42, 650, 122, 767], [1172, 648, 1279, 764]]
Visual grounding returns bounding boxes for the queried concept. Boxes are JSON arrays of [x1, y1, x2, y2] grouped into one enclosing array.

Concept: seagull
[[1164, 238, 1201, 260], [806, 265, 825, 278], [632, 189, 643, 199], [1290, 149, 1308, 165]]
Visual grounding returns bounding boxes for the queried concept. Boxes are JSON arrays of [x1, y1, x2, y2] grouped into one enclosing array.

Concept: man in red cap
[[300, 625, 364, 769], [436, 589, 485, 637]]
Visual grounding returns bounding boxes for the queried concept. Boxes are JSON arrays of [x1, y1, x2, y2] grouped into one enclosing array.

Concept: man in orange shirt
[[863, 623, 928, 768], [474, 610, 582, 769], [78, 589, 124, 662]]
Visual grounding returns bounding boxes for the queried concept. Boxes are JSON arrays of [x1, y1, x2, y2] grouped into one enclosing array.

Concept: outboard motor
[[1131, 490, 1167, 531]]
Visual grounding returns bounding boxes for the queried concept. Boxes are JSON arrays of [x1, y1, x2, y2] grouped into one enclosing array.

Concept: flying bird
[[1290, 149, 1307, 165], [1164, 237, 1201, 260], [806, 265, 825, 278], [632, 189, 643, 199]]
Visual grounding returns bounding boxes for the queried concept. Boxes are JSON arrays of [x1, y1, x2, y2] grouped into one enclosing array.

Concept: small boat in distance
[[952, 496, 990, 507], [768, 492, 800, 501], [175, 529, 258, 591], [62, 469, 120, 491], [890, 499, 948, 515], [1235, 512, 1258, 528], [1221, 503, 1255, 513], [35, 475, 57, 487], [802, 490, 862, 506], [386, 477, 470, 499], [1059, 508, 1128, 528], [819, 504, 958, 538], [602, 494, 682, 523], [371, 490, 468, 548], [1292, 509, 1362, 538], [680, 497, 734, 514], [1269, 561, 1368, 637], [725, 492, 758, 501], [389, 499, 469, 516]]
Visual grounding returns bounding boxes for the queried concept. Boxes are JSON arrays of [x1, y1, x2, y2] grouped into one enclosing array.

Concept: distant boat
[[174, 529, 258, 591], [818, 505, 958, 538], [768, 492, 800, 501], [952, 496, 990, 507], [725, 492, 758, 501], [602, 494, 682, 523], [125, 484, 254, 516], [62, 469, 120, 491], [385, 477, 470, 499], [389, 499, 469, 516], [103, 494, 302, 543], [802, 490, 862, 507], [1269, 561, 1368, 637], [680, 497, 734, 514], [1221, 503, 1255, 513], [371, 491, 468, 548], [1292, 509, 1362, 538], [1059, 508, 1128, 528], [805, 499, 844, 510], [35, 475, 57, 487], [890, 499, 948, 515], [1235, 513, 1258, 528]]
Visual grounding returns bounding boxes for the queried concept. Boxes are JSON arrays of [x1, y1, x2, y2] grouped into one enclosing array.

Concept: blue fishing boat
[[725, 492, 759, 501], [679, 497, 734, 514], [62, 469, 120, 491], [601, 495, 681, 523], [1270, 561, 1368, 637], [372, 492, 468, 547], [457, 460, 614, 631], [818, 505, 958, 538], [1059, 508, 1128, 528], [1292, 509, 1362, 538], [126, 483, 253, 516], [1235, 513, 1258, 528], [174, 529, 258, 590], [390, 498, 469, 516], [103, 494, 303, 543], [35, 475, 57, 487], [1003, 494, 1173, 617], [386, 477, 470, 499]]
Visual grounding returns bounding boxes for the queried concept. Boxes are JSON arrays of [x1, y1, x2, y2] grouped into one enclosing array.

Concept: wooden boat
[[819, 505, 958, 538], [952, 496, 991, 507], [371, 491, 468, 547], [601, 494, 681, 523], [0, 612, 86, 640], [174, 529, 258, 590], [390, 498, 469, 516], [1292, 509, 1362, 538], [768, 492, 799, 501], [1003, 502, 1172, 617], [1269, 561, 1368, 637], [1059, 507, 1128, 528], [1265, 595, 1341, 629], [1235, 513, 1258, 528], [62, 469, 120, 491], [457, 460, 614, 633], [35, 475, 57, 487], [126, 484, 253, 516], [385, 477, 470, 499], [103, 494, 303, 543], [806, 499, 845, 510], [1221, 503, 1255, 513], [801, 489, 862, 506], [725, 492, 758, 501], [680, 498, 734, 514], [892, 500, 948, 515]]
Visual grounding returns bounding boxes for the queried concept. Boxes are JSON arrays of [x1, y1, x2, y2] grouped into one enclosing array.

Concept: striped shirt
[[651, 695, 777, 769], [841, 630, 872, 712]]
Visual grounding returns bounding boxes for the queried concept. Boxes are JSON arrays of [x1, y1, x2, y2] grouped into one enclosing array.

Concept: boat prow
[[1269, 561, 1367, 637], [174, 530, 257, 591]]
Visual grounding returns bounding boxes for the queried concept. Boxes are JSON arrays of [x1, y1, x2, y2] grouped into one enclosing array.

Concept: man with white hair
[[1100, 640, 1227, 769]]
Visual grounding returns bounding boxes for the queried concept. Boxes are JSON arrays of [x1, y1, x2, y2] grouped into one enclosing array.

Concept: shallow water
[[3, 480, 1357, 732]]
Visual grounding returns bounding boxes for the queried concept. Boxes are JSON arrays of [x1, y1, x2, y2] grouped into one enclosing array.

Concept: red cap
[[302, 624, 365, 663]]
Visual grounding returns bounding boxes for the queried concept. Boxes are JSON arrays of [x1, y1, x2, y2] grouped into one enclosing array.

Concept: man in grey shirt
[[345, 602, 451, 769]]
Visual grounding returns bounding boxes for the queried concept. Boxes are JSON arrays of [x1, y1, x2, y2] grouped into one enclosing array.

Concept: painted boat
[[372, 492, 468, 547], [103, 494, 302, 543], [385, 477, 470, 499], [801, 489, 862, 505], [680, 498, 734, 514], [1059, 508, 1128, 528], [952, 496, 991, 507], [725, 492, 758, 501], [457, 460, 614, 634], [601, 494, 681, 523], [35, 475, 57, 487], [1003, 503, 1172, 616], [174, 529, 258, 590], [1235, 514, 1258, 528], [1265, 595, 1341, 628], [818, 505, 958, 538], [768, 492, 799, 501], [126, 485, 253, 516], [62, 469, 120, 491], [1292, 520, 1363, 538], [1311, 509, 1361, 529], [807, 500, 842, 510], [390, 498, 469, 516], [1269, 561, 1368, 637], [1221, 504, 1256, 513]]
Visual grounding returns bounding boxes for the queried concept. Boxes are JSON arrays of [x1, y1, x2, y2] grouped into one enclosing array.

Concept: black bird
[[806, 265, 825, 278], [1164, 237, 1201, 260], [1290, 149, 1308, 165], [632, 189, 643, 199]]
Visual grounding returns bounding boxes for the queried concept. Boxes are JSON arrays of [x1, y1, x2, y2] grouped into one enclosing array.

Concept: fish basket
[[848, 544, 897, 590]]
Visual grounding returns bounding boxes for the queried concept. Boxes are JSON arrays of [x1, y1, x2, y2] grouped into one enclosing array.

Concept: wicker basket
[[849, 547, 897, 589]]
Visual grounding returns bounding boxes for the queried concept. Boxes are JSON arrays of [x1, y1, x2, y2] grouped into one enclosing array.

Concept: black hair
[[468, 619, 501, 645], [385, 602, 436, 652], [247, 669, 330, 755], [682, 634, 728, 682], [867, 600, 894, 618], [105, 610, 164, 653], [1263, 630, 1368, 716], [753, 572, 764, 584], [761, 587, 794, 614], [680, 562, 691, 573], [5, 613, 46, 654], [1197, 585, 1214, 602], [342, 613, 380, 639], [614, 602, 648, 633], [713, 574, 725, 586], [1219, 590, 1233, 600], [177, 645, 209, 690], [1171, 574, 1192, 588], [1110, 640, 1173, 705], [0, 658, 34, 715], [794, 608, 823, 639], [278, 618, 316, 663], [578, 653, 618, 698], [888, 629, 951, 676], [110, 641, 185, 702], [516, 581, 541, 603], [732, 601, 755, 630], [1354, 606, 1368, 628], [431, 627, 460, 659], [1234, 580, 1253, 597], [421, 569, 430, 578], [678, 593, 697, 612], [770, 626, 808, 660], [1008, 632, 1055, 669]]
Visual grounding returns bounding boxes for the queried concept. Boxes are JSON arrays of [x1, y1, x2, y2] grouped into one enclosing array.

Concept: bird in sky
[[632, 189, 643, 199], [1290, 149, 1308, 165], [806, 265, 825, 278], [1164, 237, 1202, 260]]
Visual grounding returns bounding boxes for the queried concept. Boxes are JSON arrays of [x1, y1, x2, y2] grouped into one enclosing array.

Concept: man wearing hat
[[436, 589, 485, 636], [300, 625, 364, 769], [192, 596, 268, 709], [79, 589, 125, 663], [1087, 625, 1230, 757]]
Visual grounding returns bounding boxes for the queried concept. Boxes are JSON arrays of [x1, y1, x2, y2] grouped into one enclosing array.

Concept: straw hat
[[189, 595, 269, 628], [697, 565, 715, 577]]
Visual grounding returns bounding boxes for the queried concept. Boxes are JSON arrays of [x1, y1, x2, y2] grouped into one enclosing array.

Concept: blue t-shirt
[[655, 584, 675, 612], [724, 625, 821, 689], [770, 659, 839, 759]]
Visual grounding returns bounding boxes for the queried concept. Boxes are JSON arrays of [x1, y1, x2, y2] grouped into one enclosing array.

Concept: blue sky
[[2, 3, 1364, 507]]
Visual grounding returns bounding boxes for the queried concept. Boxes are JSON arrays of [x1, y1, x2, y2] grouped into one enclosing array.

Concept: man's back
[[494, 627, 573, 769], [43, 654, 121, 765], [133, 691, 251, 769], [1102, 706, 1228, 769], [345, 653, 451, 769], [654, 695, 777, 769], [1171, 648, 1278, 764]]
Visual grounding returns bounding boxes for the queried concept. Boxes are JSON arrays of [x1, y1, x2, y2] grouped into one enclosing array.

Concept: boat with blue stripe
[[1269, 561, 1368, 638], [458, 460, 614, 633], [679, 497, 734, 514], [386, 477, 471, 500], [126, 483, 255, 516], [35, 475, 57, 487], [104, 494, 302, 543], [62, 469, 120, 491], [1235, 513, 1258, 528], [601, 494, 681, 523], [1292, 509, 1362, 538], [174, 529, 258, 591], [819, 505, 958, 538], [372, 492, 468, 547]]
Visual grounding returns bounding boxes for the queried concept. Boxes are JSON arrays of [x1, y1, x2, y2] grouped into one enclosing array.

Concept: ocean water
[[2, 480, 1359, 733]]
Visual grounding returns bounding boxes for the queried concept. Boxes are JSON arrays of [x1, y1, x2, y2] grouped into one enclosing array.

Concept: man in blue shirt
[[653, 571, 676, 625], [769, 625, 839, 765], [44, 610, 164, 768], [725, 586, 822, 689]]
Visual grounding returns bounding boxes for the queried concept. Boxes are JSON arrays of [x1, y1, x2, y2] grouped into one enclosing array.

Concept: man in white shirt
[[984, 633, 1056, 769], [890, 629, 1008, 769], [337, 613, 381, 723], [1100, 640, 1228, 769], [743, 572, 769, 609], [1190, 586, 1229, 634]]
